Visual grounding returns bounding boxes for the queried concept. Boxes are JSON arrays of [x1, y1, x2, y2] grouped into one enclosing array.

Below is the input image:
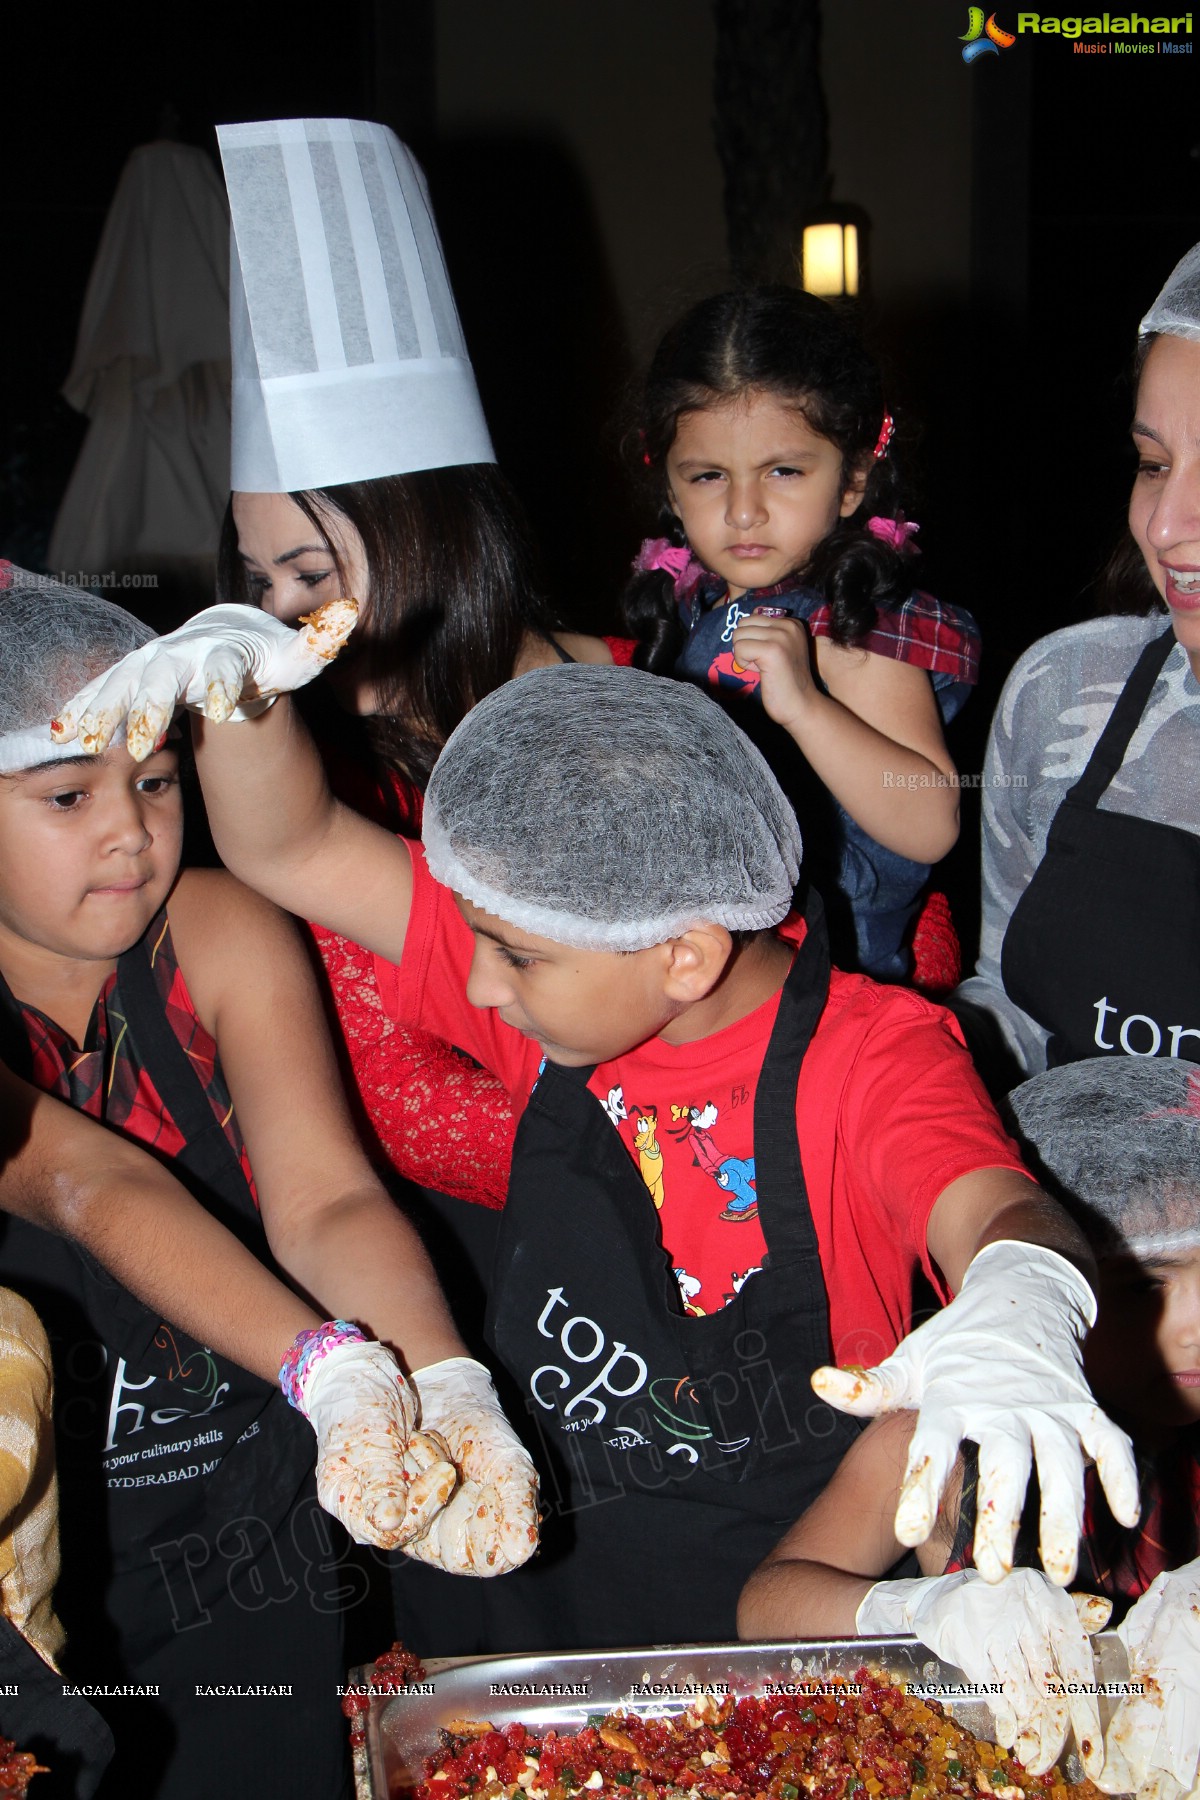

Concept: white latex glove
[[49, 600, 358, 762], [1098, 1559, 1200, 1800], [812, 1242, 1139, 1584], [857, 1568, 1112, 1778], [403, 1357, 539, 1577], [299, 1339, 458, 1550]]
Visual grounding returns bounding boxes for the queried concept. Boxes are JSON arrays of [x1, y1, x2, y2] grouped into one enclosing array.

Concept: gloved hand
[[812, 1242, 1139, 1584], [404, 1357, 540, 1577], [49, 600, 358, 762], [293, 1336, 458, 1550], [1098, 1559, 1200, 1800], [857, 1568, 1112, 1778]]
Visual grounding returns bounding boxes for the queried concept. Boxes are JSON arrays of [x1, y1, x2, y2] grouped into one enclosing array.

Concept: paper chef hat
[[217, 118, 495, 493]]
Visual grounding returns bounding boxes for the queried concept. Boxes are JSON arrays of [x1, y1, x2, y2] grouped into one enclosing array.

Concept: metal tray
[[348, 1637, 1131, 1800]]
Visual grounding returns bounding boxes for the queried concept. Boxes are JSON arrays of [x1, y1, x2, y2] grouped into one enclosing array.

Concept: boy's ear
[[840, 457, 871, 518], [660, 925, 734, 1002]]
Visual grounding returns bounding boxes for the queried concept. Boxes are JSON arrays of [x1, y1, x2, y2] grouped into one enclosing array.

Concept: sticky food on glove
[[296, 599, 359, 666], [318, 1424, 456, 1551], [405, 1475, 539, 1576]]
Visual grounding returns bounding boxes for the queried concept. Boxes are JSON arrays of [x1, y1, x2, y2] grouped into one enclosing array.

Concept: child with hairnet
[[53, 611, 1141, 1652], [740, 1055, 1200, 1800], [0, 566, 536, 1799]]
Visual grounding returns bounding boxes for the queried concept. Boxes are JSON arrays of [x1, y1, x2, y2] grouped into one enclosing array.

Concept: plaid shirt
[[679, 572, 981, 686], [19, 911, 254, 1194]]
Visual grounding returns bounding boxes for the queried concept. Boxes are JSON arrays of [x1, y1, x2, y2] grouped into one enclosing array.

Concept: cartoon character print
[[670, 1101, 723, 1177], [707, 647, 760, 693], [705, 600, 800, 694], [602, 1085, 628, 1129], [669, 1099, 758, 1222], [716, 1157, 757, 1216], [723, 1265, 763, 1307], [706, 601, 758, 693], [633, 1105, 666, 1210], [673, 1268, 706, 1317]]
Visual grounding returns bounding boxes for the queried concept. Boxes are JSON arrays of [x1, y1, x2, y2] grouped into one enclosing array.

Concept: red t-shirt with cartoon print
[[375, 845, 1029, 1360]]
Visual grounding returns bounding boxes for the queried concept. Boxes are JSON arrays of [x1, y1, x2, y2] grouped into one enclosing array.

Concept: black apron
[[477, 896, 862, 1649], [0, 932, 315, 1667], [1001, 626, 1200, 1069]]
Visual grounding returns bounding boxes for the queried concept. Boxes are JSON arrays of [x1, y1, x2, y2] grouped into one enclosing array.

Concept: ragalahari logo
[[960, 7, 1018, 56]]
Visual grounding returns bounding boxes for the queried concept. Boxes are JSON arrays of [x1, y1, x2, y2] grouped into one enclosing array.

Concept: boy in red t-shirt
[[57, 615, 1139, 1647]]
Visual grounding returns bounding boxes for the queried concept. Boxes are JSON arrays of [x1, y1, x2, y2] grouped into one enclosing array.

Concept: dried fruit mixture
[[411, 1670, 1099, 1800]]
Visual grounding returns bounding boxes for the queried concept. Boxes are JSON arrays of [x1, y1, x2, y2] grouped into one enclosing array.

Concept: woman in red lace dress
[[217, 473, 621, 1213]]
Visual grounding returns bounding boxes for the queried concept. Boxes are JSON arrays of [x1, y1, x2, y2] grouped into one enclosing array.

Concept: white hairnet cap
[[1008, 1058, 1200, 1256], [1139, 241, 1200, 342], [0, 564, 154, 774], [218, 118, 494, 492], [423, 664, 803, 953]]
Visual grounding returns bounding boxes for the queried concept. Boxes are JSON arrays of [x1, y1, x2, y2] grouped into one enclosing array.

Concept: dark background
[[3, 0, 1199, 947]]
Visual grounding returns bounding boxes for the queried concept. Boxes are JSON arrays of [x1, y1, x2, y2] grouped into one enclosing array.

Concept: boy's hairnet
[[422, 663, 803, 952], [1008, 1058, 1200, 1257], [1140, 241, 1200, 342], [0, 565, 155, 774]]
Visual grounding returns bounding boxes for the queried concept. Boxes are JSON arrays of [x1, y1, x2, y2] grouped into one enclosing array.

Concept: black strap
[[0, 969, 160, 1365], [0, 929, 247, 1215], [540, 630, 574, 665], [1068, 626, 1176, 809], [751, 888, 830, 1267], [61, 940, 315, 1596], [114, 937, 256, 1236], [0, 927, 257, 1361], [0, 982, 33, 1082]]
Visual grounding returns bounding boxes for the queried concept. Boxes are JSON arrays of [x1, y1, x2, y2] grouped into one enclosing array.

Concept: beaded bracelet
[[279, 1319, 367, 1413]]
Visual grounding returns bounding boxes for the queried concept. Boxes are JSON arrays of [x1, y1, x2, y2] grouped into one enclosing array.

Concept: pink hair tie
[[867, 515, 920, 552], [632, 537, 708, 599], [633, 537, 695, 580]]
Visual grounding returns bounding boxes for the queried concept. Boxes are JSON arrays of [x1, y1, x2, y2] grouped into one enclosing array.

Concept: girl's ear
[[840, 457, 871, 518]]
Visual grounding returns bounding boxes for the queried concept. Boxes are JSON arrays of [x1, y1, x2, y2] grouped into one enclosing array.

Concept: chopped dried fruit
[[410, 1671, 1101, 1800]]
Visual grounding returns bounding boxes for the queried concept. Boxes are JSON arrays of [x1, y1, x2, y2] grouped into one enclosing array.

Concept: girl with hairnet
[[54, 599, 1139, 1656], [0, 566, 536, 1798], [740, 1055, 1200, 1800], [955, 239, 1200, 1081]]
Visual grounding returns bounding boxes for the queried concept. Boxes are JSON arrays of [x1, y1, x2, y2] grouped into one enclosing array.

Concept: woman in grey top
[[955, 241, 1200, 1078]]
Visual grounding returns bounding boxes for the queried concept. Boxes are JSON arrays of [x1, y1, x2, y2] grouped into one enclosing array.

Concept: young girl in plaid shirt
[[622, 287, 979, 982]]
